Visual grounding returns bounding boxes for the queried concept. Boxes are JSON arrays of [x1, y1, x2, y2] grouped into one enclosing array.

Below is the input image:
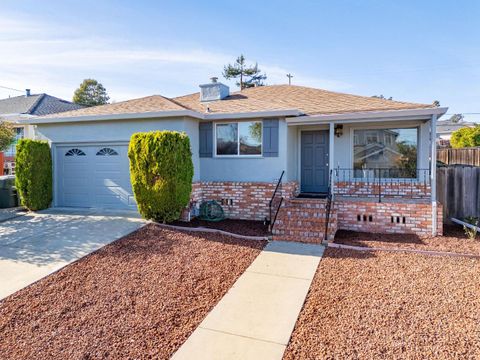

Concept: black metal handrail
[[332, 168, 431, 202], [268, 170, 285, 232], [323, 169, 334, 242]]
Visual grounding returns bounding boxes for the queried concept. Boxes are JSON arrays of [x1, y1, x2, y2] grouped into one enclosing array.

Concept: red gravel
[[334, 224, 480, 256], [169, 218, 268, 237], [0, 224, 265, 359], [284, 248, 480, 359]]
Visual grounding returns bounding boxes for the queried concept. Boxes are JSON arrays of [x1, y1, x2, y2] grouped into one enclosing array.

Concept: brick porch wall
[[334, 181, 431, 200], [335, 199, 443, 236], [189, 181, 298, 221], [186, 181, 442, 238]]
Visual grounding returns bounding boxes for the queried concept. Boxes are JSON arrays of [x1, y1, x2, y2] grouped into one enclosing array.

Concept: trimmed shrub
[[128, 131, 194, 222], [15, 139, 52, 210]]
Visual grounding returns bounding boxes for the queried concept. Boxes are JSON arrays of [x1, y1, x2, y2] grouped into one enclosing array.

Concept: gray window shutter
[[263, 119, 279, 157], [199, 121, 213, 157]]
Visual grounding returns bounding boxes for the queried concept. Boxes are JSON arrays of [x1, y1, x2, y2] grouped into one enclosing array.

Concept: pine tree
[[223, 55, 267, 90]]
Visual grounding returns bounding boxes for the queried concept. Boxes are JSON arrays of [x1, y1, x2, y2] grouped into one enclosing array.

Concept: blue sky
[[1, 0, 479, 121]]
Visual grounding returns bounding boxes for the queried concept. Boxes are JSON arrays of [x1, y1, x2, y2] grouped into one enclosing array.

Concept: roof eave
[[18, 110, 204, 124], [203, 109, 301, 120], [18, 109, 302, 124], [285, 107, 449, 125]]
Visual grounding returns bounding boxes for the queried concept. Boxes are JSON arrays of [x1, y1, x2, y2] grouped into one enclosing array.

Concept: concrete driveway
[[0, 208, 145, 300]]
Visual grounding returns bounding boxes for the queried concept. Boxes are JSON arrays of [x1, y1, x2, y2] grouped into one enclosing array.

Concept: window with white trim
[[353, 128, 418, 178], [4, 127, 24, 157], [215, 121, 262, 156]]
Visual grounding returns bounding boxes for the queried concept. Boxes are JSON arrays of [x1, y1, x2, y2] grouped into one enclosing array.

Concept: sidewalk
[[172, 241, 325, 360]]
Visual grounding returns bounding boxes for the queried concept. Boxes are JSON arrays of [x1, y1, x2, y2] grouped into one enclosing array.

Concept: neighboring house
[[0, 89, 83, 173], [436, 118, 475, 147], [21, 81, 447, 241]]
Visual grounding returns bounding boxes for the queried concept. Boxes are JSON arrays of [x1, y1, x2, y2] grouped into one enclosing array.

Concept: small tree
[[15, 139, 52, 210], [223, 55, 267, 90], [0, 121, 15, 152], [450, 125, 480, 148], [73, 79, 110, 107], [128, 131, 194, 222], [448, 113, 464, 123]]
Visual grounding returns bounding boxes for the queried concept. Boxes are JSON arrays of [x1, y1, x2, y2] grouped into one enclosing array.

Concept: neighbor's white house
[[0, 90, 82, 173], [21, 80, 447, 242]]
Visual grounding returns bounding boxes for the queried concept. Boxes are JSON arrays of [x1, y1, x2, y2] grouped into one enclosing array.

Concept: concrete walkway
[[173, 241, 325, 360], [0, 208, 144, 300]]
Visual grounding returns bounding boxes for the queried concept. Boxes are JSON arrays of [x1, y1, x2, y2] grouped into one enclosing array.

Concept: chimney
[[25, 89, 31, 97], [199, 77, 229, 102]]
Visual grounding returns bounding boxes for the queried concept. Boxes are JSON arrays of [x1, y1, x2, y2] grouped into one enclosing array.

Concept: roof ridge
[[160, 95, 193, 111], [27, 94, 46, 114], [244, 84, 432, 107]]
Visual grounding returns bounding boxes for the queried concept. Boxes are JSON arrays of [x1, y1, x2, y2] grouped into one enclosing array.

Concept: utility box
[[0, 176, 18, 208]]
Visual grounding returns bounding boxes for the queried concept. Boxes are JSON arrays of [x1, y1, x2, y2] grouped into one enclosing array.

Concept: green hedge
[[128, 131, 194, 222], [15, 139, 52, 210]]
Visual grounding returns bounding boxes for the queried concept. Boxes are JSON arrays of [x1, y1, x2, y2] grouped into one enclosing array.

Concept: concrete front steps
[[272, 198, 337, 243]]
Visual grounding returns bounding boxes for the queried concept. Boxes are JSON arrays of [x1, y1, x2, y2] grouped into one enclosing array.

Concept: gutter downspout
[[430, 114, 438, 236]]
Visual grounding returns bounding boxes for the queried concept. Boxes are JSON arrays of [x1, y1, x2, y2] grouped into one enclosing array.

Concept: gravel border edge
[[328, 242, 480, 258], [151, 221, 269, 241]]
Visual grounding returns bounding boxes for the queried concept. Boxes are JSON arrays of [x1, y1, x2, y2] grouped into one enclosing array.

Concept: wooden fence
[[437, 147, 480, 167], [437, 166, 480, 223]]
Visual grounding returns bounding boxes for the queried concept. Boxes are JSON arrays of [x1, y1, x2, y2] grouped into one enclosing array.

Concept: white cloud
[[0, 13, 352, 101]]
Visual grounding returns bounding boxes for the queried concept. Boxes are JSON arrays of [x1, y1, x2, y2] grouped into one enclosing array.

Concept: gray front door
[[301, 130, 329, 193]]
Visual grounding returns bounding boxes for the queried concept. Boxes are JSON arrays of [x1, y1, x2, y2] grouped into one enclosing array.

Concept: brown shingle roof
[[41, 85, 434, 119], [173, 85, 433, 115], [42, 95, 186, 118]]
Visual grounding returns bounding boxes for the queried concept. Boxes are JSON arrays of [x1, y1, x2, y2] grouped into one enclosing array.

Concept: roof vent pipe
[[25, 89, 31, 97]]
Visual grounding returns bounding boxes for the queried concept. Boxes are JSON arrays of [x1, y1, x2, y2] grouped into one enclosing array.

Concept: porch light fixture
[[334, 124, 343, 137]]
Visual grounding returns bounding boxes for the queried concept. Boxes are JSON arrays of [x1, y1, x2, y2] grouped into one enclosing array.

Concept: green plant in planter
[[463, 216, 479, 240], [128, 131, 194, 223], [15, 139, 52, 210]]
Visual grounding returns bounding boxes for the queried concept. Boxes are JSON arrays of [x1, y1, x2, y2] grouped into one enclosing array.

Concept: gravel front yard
[[284, 248, 480, 359], [0, 224, 265, 359], [334, 224, 480, 256]]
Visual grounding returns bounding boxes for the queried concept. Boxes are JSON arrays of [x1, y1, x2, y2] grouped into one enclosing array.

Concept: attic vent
[[199, 78, 230, 102]]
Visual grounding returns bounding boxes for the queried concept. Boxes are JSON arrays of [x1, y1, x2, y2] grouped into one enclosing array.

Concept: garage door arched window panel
[[65, 148, 86, 156], [96, 147, 119, 156]]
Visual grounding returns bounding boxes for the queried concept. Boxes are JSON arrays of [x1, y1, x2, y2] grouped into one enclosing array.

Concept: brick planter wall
[[335, 199, 443, 236], [188, 181, 298, 221]]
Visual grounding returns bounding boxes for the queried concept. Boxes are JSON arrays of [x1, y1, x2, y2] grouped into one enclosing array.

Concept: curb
[[152, 222, 268, 241], [328, 242, 480, 258]]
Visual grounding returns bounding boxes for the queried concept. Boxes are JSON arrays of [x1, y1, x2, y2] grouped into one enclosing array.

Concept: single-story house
[[0, 89, 83, 173], [21, 80, 447, 242]]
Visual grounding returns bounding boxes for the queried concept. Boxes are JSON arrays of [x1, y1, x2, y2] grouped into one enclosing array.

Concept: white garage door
[[56, 144, 136, 210]]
